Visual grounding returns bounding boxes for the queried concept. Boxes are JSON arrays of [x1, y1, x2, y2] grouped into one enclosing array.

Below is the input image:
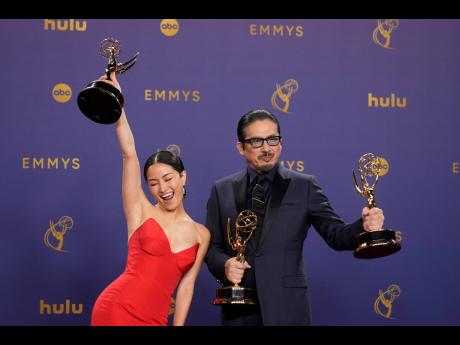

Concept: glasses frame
[[242, 135, 282, 148]]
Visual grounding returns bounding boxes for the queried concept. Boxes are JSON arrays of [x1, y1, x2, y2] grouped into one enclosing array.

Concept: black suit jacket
[[205, 164, 364, 325]]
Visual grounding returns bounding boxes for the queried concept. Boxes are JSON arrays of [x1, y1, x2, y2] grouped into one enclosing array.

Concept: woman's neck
[[156, 203, 187, 220]]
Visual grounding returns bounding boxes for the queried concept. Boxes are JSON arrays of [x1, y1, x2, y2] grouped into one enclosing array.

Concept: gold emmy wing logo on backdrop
[[52, 83, 72, 103], [44, 216, 74, 252], [166, 144, 181, 157], [374, 284, 401, 319], [271, 79, 299, 113], [43, 19, 87, 32], [373, 19, 399, 49], [160, 19, 179, 37], [453, 162, 459, 174]]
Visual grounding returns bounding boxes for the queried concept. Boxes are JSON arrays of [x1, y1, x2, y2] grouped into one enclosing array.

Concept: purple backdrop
[[0, 19, 459, 325]]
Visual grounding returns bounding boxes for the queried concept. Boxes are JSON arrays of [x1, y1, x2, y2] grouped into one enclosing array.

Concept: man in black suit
[[205, 109, 384, 325]]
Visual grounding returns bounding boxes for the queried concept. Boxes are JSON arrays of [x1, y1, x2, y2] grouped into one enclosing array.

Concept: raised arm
[[100, 73, 148, 235]]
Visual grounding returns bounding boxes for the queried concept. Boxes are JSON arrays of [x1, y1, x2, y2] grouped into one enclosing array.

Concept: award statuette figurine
[[77, 38, 139, 124], [352, 153, 401, 259], [213, 210, 258, 305]]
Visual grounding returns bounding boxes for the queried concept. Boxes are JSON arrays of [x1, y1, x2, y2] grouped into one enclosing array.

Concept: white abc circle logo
[[52, 83, 72, 103], [160, 19, 179, 37]]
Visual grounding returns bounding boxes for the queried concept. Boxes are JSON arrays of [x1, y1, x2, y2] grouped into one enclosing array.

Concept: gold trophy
[[213, 210, 258, 305], [77, 38, 139, 124], [352, 153, 401, 259]]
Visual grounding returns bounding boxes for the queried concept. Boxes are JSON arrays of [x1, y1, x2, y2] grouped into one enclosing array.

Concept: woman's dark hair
[[143, 150, 185, 182], [237, 109, 281, 143]]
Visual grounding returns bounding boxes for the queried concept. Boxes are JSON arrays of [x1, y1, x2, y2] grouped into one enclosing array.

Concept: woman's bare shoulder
[[193, 222, 210, 242]]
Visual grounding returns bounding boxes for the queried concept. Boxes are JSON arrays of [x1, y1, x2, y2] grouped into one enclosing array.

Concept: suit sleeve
[[308, 176, 364, 250], [204, 183, 231, 283]]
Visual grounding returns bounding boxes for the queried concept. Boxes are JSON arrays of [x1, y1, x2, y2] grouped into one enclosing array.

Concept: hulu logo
[[368, 93, 407, 108], [43, 19, 87, 31], [39, 299, 83, 315]]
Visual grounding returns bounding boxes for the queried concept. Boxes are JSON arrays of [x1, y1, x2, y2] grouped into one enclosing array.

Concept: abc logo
[[160, 19, 179, 37], [52, 83, 72, 103], [376, 157, 389, 176]]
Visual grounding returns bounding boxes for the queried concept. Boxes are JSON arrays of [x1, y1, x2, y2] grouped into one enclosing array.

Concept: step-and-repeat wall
[[1, 19, 459, 325]]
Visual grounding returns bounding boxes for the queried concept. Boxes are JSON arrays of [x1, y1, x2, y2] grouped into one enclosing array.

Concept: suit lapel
[[232, 171, 247, 217], [256, 166, 290, 252]]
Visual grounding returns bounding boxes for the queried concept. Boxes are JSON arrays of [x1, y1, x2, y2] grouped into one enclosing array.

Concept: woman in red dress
[[90, 73, 210, 326]]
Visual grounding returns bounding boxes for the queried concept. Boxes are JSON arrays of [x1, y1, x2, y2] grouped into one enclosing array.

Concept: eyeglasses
[[242, 135, 282, 148]]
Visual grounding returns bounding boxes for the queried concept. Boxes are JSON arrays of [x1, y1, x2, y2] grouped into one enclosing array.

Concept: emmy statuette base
[[354, 229, 401, 259], [214, 286, 258, 305], [77, 81, 124, 124]]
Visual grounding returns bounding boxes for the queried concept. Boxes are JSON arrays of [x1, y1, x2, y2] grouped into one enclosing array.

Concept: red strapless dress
[[91, 218, 199, 326]]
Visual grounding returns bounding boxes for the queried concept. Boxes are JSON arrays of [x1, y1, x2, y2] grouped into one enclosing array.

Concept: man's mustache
[[258, 152, 274, 159]]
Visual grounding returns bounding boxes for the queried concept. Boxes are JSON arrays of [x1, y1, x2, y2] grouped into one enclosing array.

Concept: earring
[[183, 186, 187, 197]]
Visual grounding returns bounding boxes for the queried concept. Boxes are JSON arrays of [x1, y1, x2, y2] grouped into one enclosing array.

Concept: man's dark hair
[[143, 150, 185, 182], [237, 109, 281, 143]]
